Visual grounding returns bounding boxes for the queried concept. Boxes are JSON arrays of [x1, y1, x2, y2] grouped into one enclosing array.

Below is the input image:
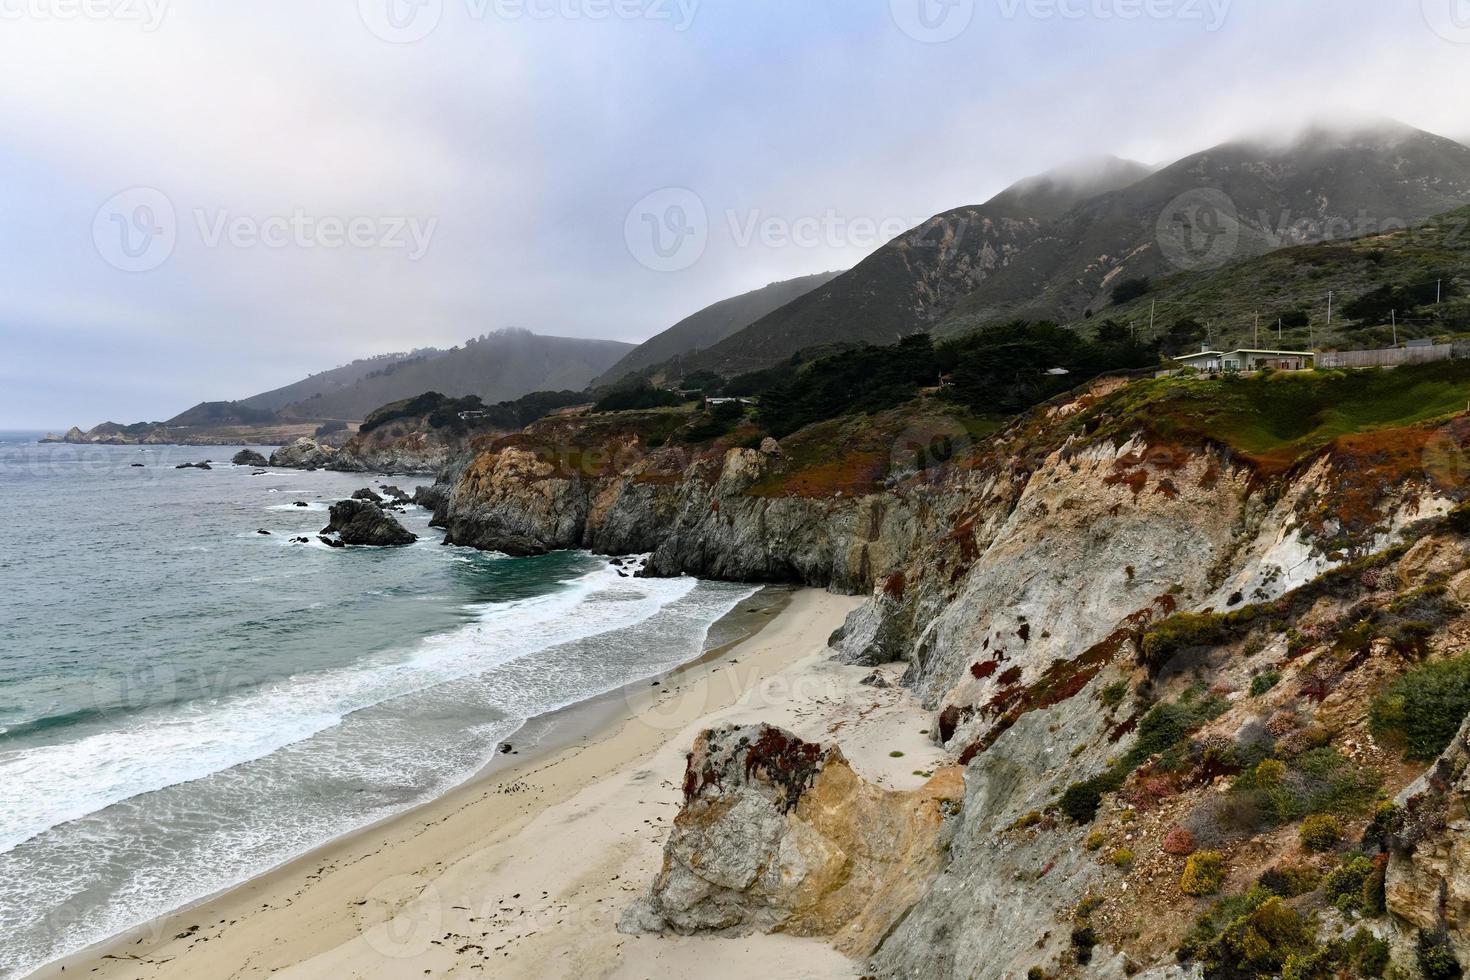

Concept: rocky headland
[[401, 364, 1470, 979]]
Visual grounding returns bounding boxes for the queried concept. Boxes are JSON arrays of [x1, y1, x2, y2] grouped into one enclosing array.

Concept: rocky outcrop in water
[[269, 438, 336, 470], [322, 499, 417, 547], [232, 450, 269, 467], [621, 724, 964, 956]]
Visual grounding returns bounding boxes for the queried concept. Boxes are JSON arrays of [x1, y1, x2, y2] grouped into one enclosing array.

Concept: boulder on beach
[[269, 438, 334, 470], [318, 535, 345, 549], [321, 499, 418, 547], [352, 487, 385, 505], [379, 485, 412, 504], [232, 450, 269, 467], [175, 461, 212, 470]]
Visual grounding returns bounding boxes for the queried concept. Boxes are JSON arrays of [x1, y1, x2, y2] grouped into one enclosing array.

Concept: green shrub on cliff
[[1140, 608, 1265, 672], [1300, 814, 1344, 852], [1181, 894, 1385, 978], [1058, 689, 1228, 823], [1371, 652, 1470, 761], [1419, 929, 1465, 980], [1322, 853, 1380, 915], [1180, 851, 1228, 896]]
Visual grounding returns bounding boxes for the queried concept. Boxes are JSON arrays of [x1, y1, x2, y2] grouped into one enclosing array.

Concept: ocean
[[0, 438, 757, 978]]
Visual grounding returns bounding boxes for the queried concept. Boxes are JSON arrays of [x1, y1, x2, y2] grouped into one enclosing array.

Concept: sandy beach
[[33, 587, 943, 980]]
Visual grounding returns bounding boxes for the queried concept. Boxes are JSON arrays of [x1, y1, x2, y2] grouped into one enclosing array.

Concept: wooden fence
[[1316, 344, 1455, 369]]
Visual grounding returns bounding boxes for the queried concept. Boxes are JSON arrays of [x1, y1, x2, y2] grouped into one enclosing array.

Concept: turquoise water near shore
[[0, 441, 755, 978]]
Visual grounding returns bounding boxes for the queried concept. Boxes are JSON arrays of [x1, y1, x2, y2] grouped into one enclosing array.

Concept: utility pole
[[1392, 310, 1397, 347], [1254, 312, 1260, 348], [1277, 317, 1283, 341], [1326, 291, 1333, 332], [1149, 301, 1155, 336]]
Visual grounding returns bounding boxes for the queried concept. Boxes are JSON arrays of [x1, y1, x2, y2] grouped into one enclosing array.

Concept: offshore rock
[[231, 449, 269, 467], [269, 437, 335, 470], [322, 499, 417, 547]]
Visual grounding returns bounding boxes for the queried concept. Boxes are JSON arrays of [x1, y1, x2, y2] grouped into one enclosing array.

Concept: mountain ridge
[[262, 329, 631, 421], [593, 272, 844, 386], [648, 122, 1470, 379]]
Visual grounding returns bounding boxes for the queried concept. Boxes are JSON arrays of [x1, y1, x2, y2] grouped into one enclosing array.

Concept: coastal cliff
[[426, 365, 1470, 978]]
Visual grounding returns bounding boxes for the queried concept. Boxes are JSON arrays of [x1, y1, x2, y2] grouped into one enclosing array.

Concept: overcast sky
[[2, 0, 1468, 428]]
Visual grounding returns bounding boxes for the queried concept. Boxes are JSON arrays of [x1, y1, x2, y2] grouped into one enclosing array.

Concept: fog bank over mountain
[[2, 1, 1468, 426]]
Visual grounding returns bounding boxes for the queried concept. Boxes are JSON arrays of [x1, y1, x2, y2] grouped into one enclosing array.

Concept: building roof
[[1173, 348, 1315, 363], [1227, 349, 1316, 357]]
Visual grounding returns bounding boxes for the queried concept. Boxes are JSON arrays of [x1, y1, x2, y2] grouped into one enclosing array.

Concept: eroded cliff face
[[437, 408, 956, 586], [1387, 712, 1470, 968], [439, 378, 1470, 977]]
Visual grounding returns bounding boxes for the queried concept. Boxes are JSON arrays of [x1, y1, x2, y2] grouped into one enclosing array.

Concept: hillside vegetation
[[647, 124, 1470, 378], [1091, 360, 1470, 473], [1094, 205, 1470, 354]]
